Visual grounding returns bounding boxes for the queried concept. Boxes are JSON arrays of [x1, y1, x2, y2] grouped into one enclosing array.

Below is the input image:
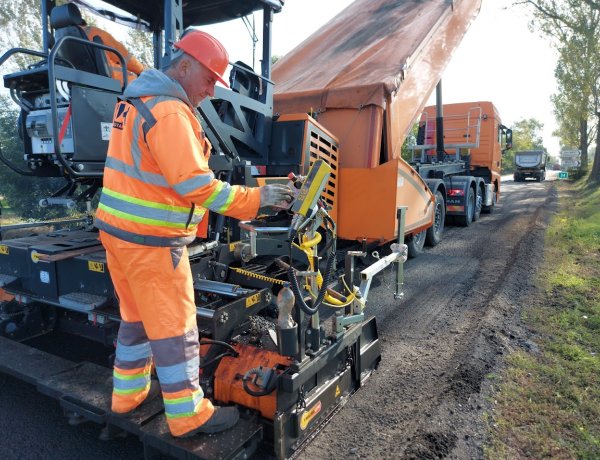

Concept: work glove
[[259, 184, 294, 211]]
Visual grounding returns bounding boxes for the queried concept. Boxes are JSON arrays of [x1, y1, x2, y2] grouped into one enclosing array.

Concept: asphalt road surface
[[0, 171, 558, 459]]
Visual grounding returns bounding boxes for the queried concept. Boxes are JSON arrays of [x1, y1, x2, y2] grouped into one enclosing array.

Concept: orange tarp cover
[[273, 0, 480, 113]]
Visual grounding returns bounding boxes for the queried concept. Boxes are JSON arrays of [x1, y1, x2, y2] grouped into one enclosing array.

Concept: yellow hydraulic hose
[[295, 233, 356, 307]]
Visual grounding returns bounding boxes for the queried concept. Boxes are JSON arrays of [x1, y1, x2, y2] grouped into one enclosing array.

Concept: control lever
[[288, 159, 331, 234]]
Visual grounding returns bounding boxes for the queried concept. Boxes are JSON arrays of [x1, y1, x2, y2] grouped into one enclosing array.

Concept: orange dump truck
[[411, 100, 512, 228], [272, 0, 512, 254]]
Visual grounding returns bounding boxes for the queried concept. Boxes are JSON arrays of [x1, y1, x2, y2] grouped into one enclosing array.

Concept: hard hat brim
[[215, 72, 230, 88]]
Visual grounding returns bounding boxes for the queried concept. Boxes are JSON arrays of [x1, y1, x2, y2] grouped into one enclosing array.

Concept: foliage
[[485, 178, 600, 459], [0, 0, 44, 70], [0, 96, 68, 220], [400, 123, 419, 163], [125, 28, 154, 68], [503, 118, 546, 173], [0, 1, 79, 220], [516, 0, 600, 182]]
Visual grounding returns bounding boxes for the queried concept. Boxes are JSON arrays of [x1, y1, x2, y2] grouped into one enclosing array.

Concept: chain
[[229, 267, 286, 285], [296, 385, 307, 410], [0, 302, 25, 319], [380, 261, 397, 291]]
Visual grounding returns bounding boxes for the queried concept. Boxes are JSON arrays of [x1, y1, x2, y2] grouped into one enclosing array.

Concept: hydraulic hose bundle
[[287, 212, 337, 315]]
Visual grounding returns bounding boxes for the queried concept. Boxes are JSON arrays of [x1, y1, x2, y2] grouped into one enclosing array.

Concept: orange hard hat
[[174, 30, 229, 88]]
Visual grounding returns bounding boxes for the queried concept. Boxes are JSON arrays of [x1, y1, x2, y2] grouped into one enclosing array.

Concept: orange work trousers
[[100, 231, 214, 436]]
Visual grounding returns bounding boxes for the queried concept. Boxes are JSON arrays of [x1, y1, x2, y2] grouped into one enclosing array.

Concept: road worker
[[95, 30, 293, 437]]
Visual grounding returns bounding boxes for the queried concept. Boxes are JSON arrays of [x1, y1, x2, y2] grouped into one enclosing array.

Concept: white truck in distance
[[514, 150, 546, 182]]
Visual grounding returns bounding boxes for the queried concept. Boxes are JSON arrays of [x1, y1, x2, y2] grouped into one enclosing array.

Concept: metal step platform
[[0, 336, 262, 459]]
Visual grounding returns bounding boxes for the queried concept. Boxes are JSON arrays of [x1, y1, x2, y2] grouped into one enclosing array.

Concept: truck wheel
[[426, 191, 445, 246], [457, 187, 475, 227], [407, 230, 426, 258], [513, 173, 518, 182], [473, 186, 483, 222]]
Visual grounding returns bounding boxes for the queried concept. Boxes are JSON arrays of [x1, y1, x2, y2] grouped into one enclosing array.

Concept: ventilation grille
[[308, 129, 338, 209]]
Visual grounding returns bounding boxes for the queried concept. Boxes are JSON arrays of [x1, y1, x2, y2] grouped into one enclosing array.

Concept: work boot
[[112, 380, 161, 418], [178, 406, 239, 437]]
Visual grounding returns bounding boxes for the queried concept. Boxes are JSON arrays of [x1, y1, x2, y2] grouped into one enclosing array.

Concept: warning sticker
[[335, 385, 341, 398], [245, 293, 261, 308], [300, 401, 322, 431], [40, 270, 50, 284], [0, 245, 8, 255], [100, 122, 112, 140], [88, 261, 105, 273]]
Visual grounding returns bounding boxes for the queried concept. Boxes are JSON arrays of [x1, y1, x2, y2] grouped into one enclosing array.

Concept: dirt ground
[[0, 175, 557, 460], [299, 176, 557, 460]]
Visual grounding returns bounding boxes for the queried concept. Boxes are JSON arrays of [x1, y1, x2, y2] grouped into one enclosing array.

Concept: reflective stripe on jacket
[[95, 70, 260, 247]]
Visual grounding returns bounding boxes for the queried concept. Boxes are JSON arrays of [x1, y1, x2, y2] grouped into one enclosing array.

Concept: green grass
[[485, 179, 600, 460]]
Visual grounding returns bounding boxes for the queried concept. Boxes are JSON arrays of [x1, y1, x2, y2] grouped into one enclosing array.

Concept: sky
[[91, 0, 561, 158], [209, 0, 561, 158]]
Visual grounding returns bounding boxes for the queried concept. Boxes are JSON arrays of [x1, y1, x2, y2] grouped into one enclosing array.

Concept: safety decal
[[39, 270, 50, 284], [335, 385, 341, 398], [100, 122, 112, 140], [229, 242, 239, 252], [245, 293, 261, 308], [88, 261, 105, 273], [30, 250, 40, 263], [0, 245, 8, 255], [300, 400, 322, 431]]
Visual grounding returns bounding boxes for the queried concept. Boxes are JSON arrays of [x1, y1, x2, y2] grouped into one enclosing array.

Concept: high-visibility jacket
[[83, 26, 144, 84], [95, 69, 261, 246]]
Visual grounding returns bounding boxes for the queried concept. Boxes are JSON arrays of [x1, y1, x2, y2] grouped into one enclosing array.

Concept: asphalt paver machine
[[0, 1, 406, 458]]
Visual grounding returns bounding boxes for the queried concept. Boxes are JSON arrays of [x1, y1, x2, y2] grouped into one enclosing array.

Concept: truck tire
[[473, 185, 483, 222], [407, 230, 426, 258], [513, 173, 518, 182], [426, 191, 445, 246], [457, 187, 475, 227]]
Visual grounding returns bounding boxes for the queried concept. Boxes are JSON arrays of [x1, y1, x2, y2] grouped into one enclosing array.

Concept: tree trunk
[[589, 117, 600, 183], [580, 117, 589, 172]]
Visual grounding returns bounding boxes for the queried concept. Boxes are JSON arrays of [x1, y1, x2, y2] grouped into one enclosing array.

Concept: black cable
[[199, 339, 239, 356], [199, 351, 236, 369], [242, 367, 278, 397], [0, 145, 35, 176]]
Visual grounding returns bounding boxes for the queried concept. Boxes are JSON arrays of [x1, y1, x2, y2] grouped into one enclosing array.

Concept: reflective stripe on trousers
[[101, 230, 215, 436]]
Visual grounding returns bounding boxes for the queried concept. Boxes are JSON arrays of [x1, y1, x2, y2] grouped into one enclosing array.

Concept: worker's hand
[[259, 184, 294, 210]]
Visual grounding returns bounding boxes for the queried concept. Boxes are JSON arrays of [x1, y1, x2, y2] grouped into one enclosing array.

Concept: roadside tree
[[517, 0, 600, 182], [505, 118, 546, 173]]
